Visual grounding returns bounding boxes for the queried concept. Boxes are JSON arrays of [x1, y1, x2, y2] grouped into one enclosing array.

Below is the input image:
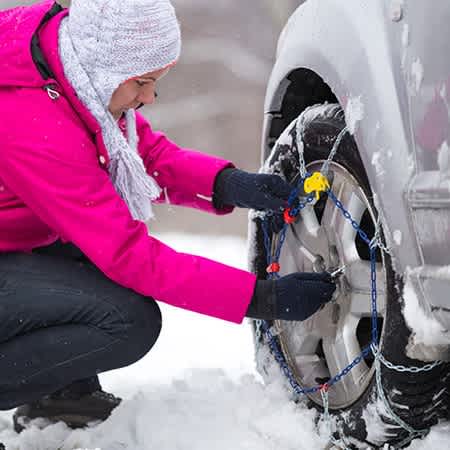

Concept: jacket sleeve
[[136, 113, 234, 214], [0, 110, 256, 324]]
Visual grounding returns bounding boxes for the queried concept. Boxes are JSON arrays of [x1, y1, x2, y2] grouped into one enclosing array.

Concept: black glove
[[246, 272, 336, 321], [213, 168, 294, 211]]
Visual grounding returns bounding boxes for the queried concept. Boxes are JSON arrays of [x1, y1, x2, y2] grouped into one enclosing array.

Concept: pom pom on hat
[[65, 0, 181, 105]]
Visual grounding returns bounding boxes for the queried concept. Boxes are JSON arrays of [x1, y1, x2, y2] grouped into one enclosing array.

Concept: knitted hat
[[66, 0, 181, 106]]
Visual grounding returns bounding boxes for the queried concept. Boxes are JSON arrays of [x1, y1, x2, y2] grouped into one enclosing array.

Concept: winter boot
[[13, 387, 121, 433]]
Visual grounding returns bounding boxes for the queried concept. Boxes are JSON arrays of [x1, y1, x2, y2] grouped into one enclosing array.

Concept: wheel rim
[[275, 160, 387, 409]]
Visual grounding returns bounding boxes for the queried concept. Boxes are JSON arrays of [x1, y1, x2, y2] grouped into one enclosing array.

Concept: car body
[[261, 0, 450, 360]]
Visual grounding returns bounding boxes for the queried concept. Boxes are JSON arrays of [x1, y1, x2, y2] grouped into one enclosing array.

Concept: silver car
[[248, 0, 450, 447]]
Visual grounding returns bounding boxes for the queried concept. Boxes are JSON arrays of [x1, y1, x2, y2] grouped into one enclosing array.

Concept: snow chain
[[256, 112, 443, 449]]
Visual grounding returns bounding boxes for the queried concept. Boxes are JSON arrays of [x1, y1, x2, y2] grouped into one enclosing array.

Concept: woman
[[0, 0, 335, 433]]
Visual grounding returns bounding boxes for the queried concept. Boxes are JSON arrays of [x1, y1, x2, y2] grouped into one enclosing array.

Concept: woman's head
[[108, 67, 170, 119], [66, 0, 181, 110]]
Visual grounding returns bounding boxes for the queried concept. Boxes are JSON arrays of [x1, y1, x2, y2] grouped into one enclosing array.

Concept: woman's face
[[108, 67, 170, 120]]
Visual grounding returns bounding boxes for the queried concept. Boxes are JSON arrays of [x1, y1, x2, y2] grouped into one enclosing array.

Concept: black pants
[[0, 240, 162, 410]]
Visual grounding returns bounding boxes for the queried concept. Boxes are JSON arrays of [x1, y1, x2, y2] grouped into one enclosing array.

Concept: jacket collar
[[0, 1, 53, 88], [31, 1, 63, 82], [38, 7, 103, 137]]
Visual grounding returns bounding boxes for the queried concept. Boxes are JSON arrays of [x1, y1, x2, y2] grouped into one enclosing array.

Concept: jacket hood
[[0, 1, 62, 88]]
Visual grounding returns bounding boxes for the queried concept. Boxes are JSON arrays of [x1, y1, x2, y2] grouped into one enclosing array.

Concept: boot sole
[[14, 413, 99, 433]]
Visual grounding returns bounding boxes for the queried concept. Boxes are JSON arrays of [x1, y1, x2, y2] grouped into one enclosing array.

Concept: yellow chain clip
[[304, 172, 330, 201]]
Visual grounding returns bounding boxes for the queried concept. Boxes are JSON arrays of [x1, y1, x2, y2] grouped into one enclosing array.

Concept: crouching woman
[[0, 0, 335, 433]]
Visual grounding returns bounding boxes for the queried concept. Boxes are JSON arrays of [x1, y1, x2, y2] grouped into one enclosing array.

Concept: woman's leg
[[0, 241, 162, 410]]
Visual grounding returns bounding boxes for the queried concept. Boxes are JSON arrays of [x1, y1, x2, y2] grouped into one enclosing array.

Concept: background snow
[[0, 234, 448, 449]]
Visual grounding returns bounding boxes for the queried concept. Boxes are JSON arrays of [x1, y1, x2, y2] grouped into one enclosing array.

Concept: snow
[[0, 234, 448, 449], [371, 147, 393, 181], [393, 229, 402, 246], [409, 423, 450, 449], [362, 396, 393, 446], [0, 372, 325, 450], [403, 266, 450, 347], [371, 151, 386, 177], [401, 23, 410, 69], [402, 24, 410, 48], [411, 58, 424, 93], [344, 96, 364, 135], [438, 141, 450, 180], [440, 83, 447, 101], [389, 0, 403, 22], [408, 264, 450, 282]]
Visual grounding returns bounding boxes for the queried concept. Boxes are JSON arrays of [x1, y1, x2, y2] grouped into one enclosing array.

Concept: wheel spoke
[[320, 195, 341, 239], [294, 354, 329, 387], [299, 204, 320, 237], [279, 233, 302, 273], [348, 291, 375, 316], [347, 260, 386, 315], [288, 215, 328, 268], [277, 319, 333, 388], [322, 314, 370, 403], [321, 180, 367, 264], [321, 170, 348, 231], [339, 192, 367, 264], [284, 227, 316, 269]]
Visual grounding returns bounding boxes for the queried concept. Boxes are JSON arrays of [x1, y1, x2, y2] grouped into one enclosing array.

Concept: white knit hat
[[58, 0, 181, 222], [67, 0, 181, 106]]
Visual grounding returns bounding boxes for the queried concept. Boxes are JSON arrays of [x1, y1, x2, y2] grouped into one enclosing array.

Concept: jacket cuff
[[212, 167, 236, 210], [245, 279, 276, 320]]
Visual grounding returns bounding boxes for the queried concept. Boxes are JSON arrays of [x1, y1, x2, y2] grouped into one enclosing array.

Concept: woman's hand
[[213, 168, 294, 211], [246, 272, 336, 322]]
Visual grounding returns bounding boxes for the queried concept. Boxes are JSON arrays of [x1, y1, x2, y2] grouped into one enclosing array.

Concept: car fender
[[264, 0, 421, 273]]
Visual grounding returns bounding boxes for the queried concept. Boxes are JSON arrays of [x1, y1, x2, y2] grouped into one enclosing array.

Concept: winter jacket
[[0, 1, 257, 323]]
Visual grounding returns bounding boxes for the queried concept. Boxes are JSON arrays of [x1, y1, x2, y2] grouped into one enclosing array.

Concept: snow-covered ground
[[0, 234, 448, 449]]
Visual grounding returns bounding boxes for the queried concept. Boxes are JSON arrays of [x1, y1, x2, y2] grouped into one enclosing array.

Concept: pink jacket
[[0, 1, 257, 323]]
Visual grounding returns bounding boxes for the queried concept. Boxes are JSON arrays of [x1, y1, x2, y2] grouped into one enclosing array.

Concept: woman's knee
[[119, 296, 162, 363]]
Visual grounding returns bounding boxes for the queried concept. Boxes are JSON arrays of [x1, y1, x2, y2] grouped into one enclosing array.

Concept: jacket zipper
[[43, 83, 60, 100]]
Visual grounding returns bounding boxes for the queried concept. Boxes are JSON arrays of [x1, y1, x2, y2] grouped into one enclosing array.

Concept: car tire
[[248, 103, 450, 448]]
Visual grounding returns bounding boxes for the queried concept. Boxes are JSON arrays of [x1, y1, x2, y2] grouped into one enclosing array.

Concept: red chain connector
[[283, 208, 296, 224], [266, 262, 281, 274], [320, 383, 329, 393]]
